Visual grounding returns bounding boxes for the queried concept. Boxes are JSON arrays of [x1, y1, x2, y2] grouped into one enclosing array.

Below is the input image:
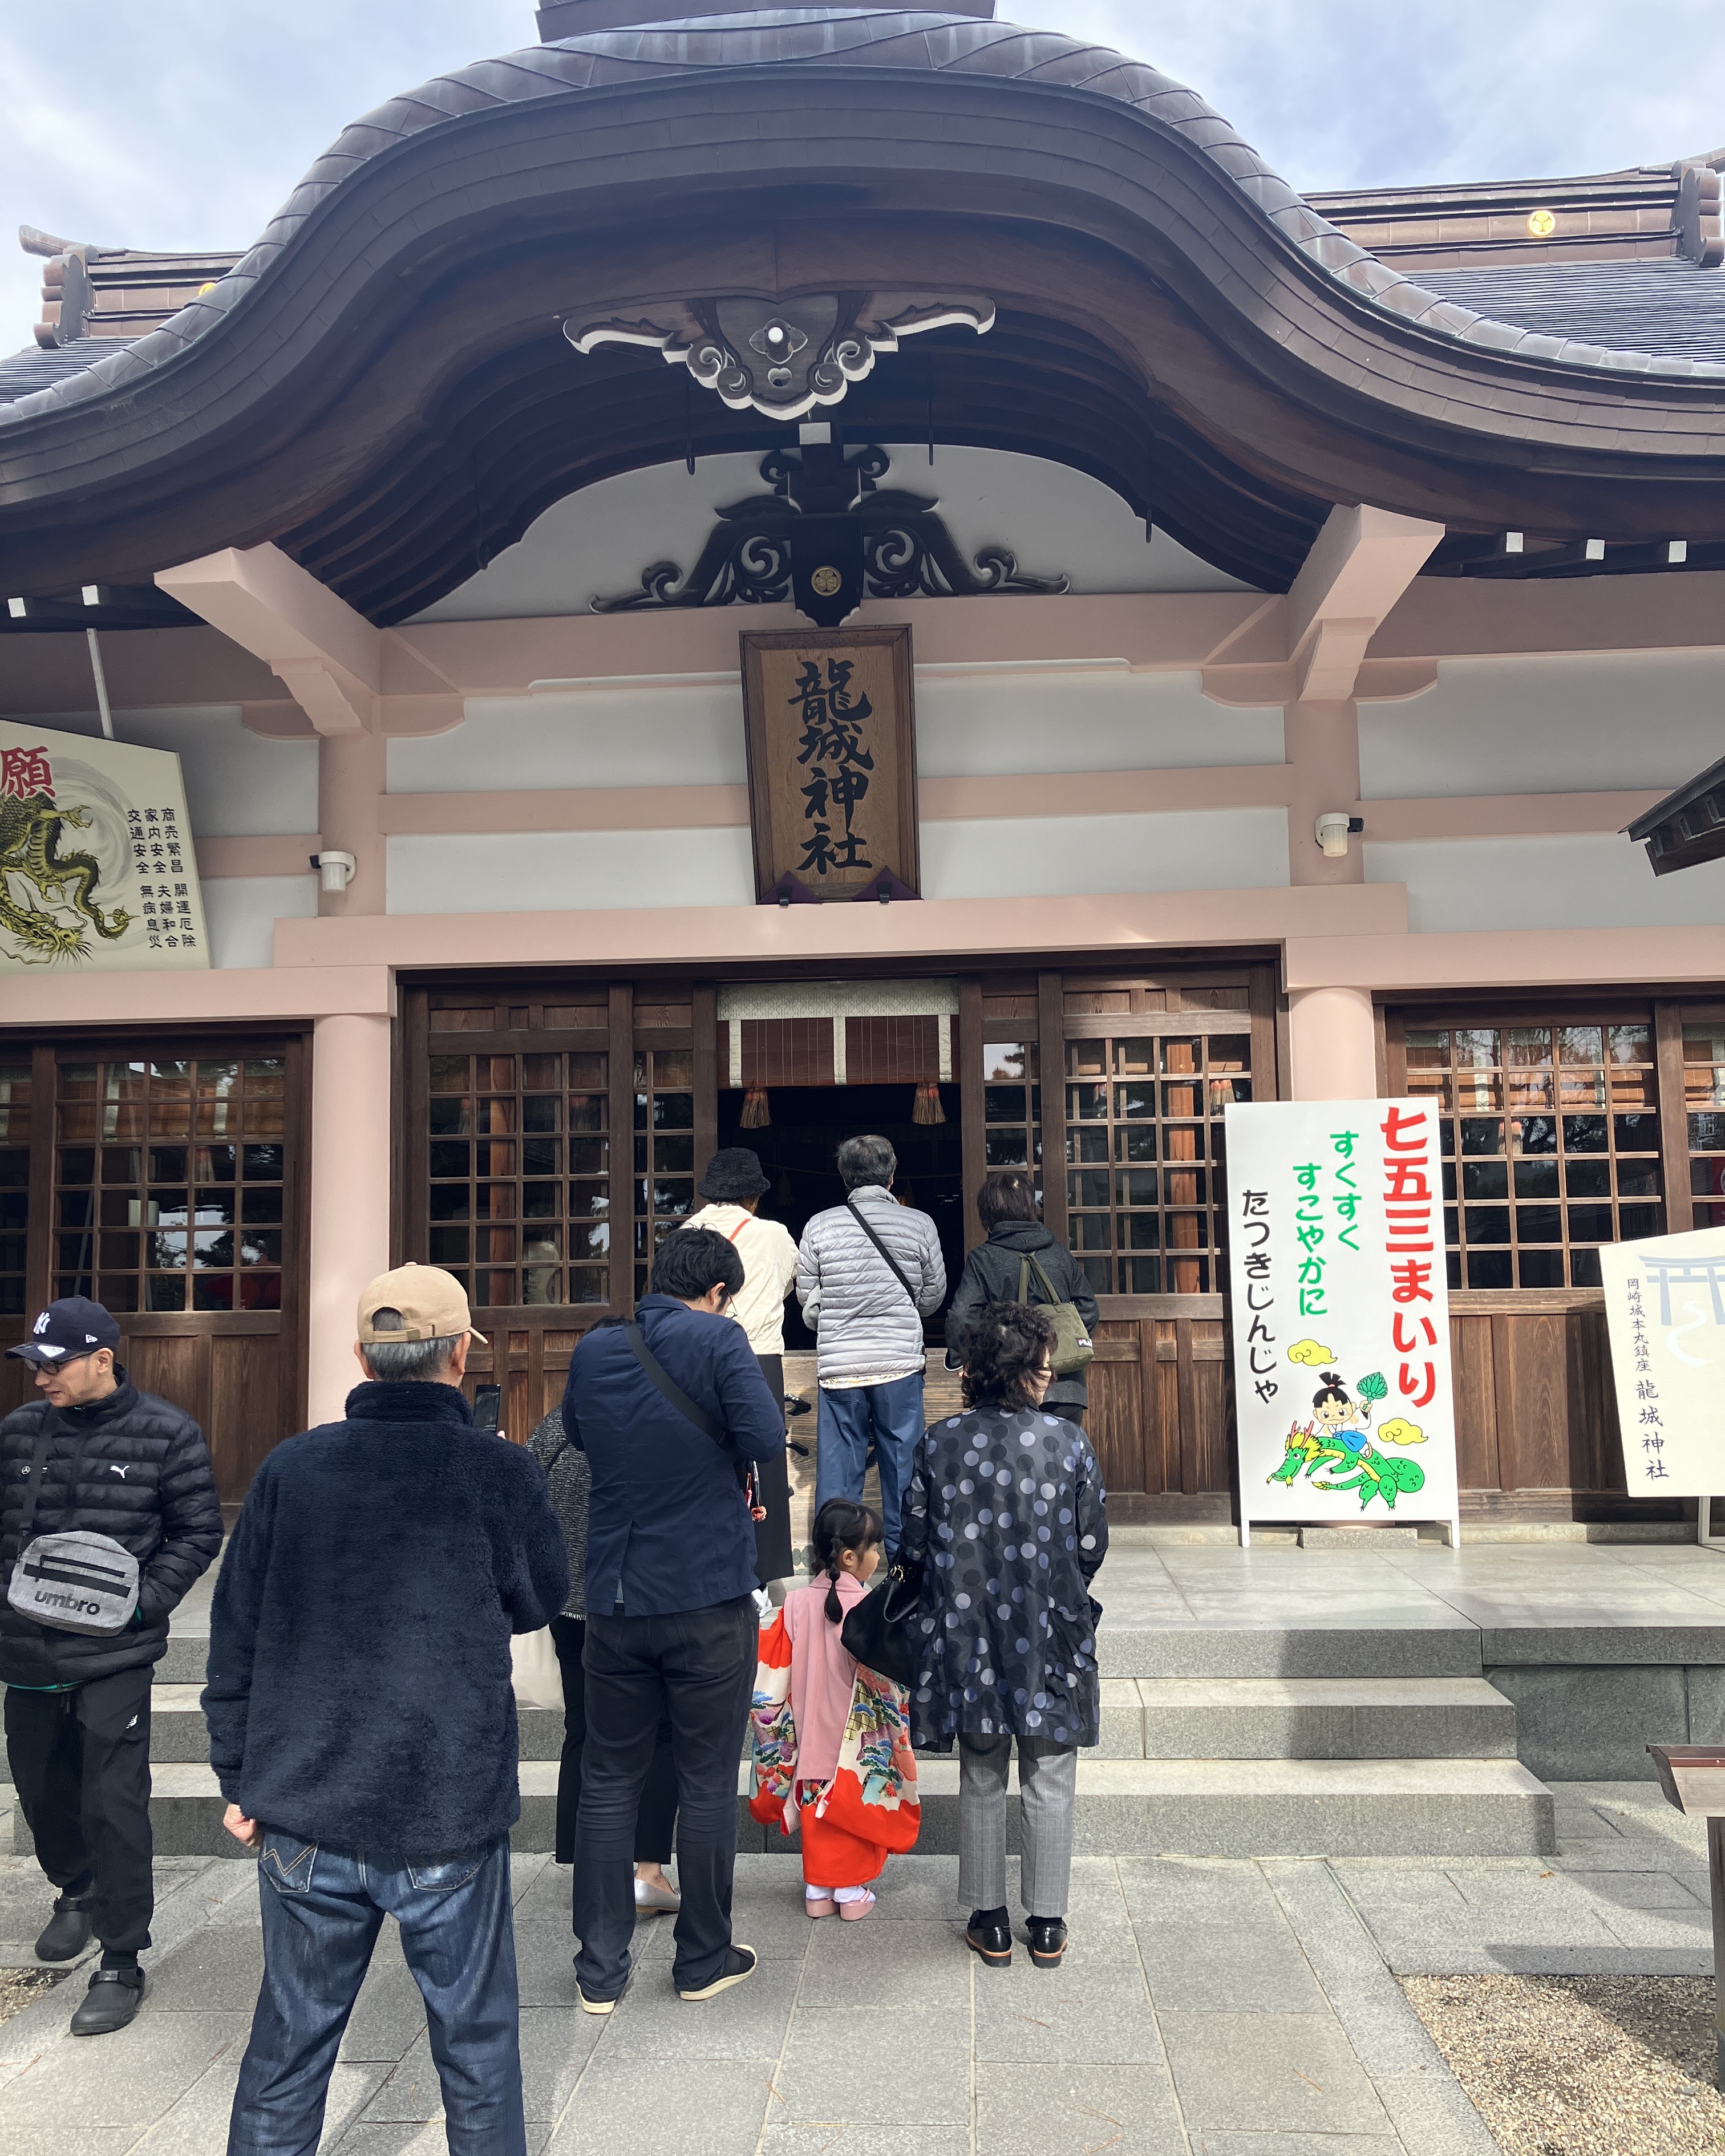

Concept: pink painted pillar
[[307, 1012, 393, 1423], [1287, 986, 1378, 1101], [1284, 699, 1364, 886], [317, 727, 386, 917]]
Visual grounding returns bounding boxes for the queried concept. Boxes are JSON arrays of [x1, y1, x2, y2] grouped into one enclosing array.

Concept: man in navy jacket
[[205, 1265, 567, 2156], [561, 1226, 785, 2010]]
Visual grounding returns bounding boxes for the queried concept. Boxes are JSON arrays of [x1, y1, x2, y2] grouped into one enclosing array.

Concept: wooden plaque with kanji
[[739, 626, 920, 902]]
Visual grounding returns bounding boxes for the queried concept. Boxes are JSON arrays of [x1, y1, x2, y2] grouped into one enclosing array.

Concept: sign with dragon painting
[[0, 722, 209, 971], [1224, 1099, 1461, 1544]]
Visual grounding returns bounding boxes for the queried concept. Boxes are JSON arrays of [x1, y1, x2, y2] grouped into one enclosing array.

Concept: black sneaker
[[70, 1965, 145, 2036], [35, 1892, 94, 1963], [678, 1944, 758, 2001], [1027, 1918, 1068, 1968], [965, 1908, 1013, 1967]]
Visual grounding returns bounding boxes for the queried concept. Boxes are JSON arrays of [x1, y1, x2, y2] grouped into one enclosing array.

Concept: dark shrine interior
[[714, 1082, 963, 1350]]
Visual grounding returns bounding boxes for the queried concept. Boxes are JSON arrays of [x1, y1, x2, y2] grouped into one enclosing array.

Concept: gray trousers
[[957, 1733, 1078, 1919]]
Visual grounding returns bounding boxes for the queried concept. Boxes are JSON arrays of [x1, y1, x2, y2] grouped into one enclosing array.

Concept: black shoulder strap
[[623, 1318, 723, 1442], [17, 1408, 61, 1548], [846, 1197, 919, 1310]]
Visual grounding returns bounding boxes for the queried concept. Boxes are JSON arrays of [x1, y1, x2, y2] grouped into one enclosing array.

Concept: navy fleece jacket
[[203, 1381, 568, 1862]]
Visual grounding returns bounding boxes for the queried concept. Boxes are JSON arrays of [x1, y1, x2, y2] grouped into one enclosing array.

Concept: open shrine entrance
[[399, 958, 1278, 1521]]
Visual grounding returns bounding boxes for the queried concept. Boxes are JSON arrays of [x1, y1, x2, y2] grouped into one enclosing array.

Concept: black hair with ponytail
[[812, 1497, 883, 1623]]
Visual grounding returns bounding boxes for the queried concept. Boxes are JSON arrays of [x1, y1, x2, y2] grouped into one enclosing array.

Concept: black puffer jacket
[[944, 1221, 1103, 1408], [0, 1372, 222, 1687]]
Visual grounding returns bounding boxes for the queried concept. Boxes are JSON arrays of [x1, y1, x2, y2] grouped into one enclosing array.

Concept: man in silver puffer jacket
[[796, 1134, 946, 1556]]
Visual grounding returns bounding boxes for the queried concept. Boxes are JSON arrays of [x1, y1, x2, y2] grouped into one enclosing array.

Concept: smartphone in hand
[[472, 1383, 502, 1436]]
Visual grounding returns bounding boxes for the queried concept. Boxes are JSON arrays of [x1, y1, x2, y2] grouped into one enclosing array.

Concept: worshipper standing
[[206, 1265, 568, 2156], [796, 1134, 946, 1557], [1, 1296, 221, 2036], [528, 1405, 681, 1913], [682, 1145, 800, 1592], [748, 1497, 920, 1919], [944, 1169, 1100, 1426], [901, 1302, 1108, 1971], [561, 1227, 785, 2010]]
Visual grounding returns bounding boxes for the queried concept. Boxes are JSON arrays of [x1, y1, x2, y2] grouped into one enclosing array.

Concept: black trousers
[[571, 1595, 756, 1999], [548, 1615, 677, 1867], [5, 1662, 155, 1954], [752, 1353, 794, 1586]]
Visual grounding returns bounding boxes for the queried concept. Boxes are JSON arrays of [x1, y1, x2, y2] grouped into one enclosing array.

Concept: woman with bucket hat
[[683, 1148, 799, 1592]]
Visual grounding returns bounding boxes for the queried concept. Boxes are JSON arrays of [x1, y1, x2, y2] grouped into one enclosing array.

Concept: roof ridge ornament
[[565, 291, 995, 422]]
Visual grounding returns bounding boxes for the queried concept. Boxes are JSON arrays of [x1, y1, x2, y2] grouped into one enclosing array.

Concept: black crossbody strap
[[17, 1409, 62, 1549], [846, 1198, 919, 1311], [623, 1319, 724, 1442]]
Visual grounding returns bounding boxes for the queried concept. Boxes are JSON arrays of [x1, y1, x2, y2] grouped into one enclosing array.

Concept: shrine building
[[5, 1, 1725, 1530]]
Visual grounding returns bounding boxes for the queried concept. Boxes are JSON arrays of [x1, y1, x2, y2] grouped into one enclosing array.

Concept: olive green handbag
[[1017, 1254, 1094, 1376]]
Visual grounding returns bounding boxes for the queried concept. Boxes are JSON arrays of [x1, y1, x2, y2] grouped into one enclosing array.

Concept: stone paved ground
[[0, 1780, 1712, 2156]]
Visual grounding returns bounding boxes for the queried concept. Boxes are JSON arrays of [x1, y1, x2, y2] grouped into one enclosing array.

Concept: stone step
[[1129, 1677, 1519, 1761], [14, 1756, 1553, 1862], [1098, 1627, 1484, 1680]]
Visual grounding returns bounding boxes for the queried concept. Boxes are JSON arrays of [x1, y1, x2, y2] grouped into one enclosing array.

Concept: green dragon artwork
[[1, 789, 132, 963]]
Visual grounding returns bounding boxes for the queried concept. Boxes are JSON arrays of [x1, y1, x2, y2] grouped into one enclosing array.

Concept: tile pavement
[[3, 1782, 1712, 2155]]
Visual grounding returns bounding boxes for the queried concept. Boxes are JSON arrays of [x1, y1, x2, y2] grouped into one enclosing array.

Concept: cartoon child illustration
[[1310, 1371, 1372, 1458]]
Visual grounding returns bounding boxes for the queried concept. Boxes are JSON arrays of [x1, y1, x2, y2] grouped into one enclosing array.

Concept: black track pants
[[5, 1661, 155, 1954]]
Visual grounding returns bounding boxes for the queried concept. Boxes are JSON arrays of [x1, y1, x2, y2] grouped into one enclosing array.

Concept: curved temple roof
[[4, 6, 1720, 433], [3, 10, 1725, 617]]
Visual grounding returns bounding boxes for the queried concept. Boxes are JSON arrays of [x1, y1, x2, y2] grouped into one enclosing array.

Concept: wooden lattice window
[[633, 1047, 695, 1299], [1684, 1020, 1725, 1227], [427, 1049, 612, 1308], [1063, 1026, 1252, 1295], [982, 1040, 1040, 1170], [53, 1056, 288, 1312], [1398, 1018, 1663, 1287], [0, 1059, 30, 1318]]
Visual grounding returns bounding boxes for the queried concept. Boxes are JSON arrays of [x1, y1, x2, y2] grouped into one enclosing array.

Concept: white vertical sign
[[1600, 1226, 1725, 1497], [1225, 1099, 1461, 1542]]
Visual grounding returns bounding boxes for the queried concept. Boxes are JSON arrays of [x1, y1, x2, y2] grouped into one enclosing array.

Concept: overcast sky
[[6, 1, 1725, 350]]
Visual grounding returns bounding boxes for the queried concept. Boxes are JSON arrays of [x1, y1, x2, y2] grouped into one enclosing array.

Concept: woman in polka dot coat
[[898, 1302, 1108, 1968]]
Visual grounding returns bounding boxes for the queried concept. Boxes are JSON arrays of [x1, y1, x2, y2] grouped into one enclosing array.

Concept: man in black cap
[[1, 1296, 222, 2034]]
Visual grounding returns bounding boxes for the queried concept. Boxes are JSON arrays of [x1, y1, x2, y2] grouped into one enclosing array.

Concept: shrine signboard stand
[[1647, 1744, 1725, 2086]]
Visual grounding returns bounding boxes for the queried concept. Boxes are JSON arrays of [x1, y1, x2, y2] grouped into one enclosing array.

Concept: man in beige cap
[[204, 1263, 568, 2156]]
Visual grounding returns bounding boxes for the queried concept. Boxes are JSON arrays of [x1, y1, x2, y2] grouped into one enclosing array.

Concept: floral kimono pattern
[[748, 1611, 920, 1888]]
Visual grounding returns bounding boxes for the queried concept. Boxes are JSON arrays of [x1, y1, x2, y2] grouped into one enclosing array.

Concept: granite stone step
[[1131, 1677, 1519, 1760], [13, 1756, 1554, 1862], [1097, 1627, 1485, 1680]]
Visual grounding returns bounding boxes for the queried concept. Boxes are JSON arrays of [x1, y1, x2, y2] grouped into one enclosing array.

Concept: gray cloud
[[5, 2, 1724, 352]]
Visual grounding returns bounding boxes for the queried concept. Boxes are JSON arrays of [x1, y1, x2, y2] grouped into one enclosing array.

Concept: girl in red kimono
[[749, 1500, 920, 1918]]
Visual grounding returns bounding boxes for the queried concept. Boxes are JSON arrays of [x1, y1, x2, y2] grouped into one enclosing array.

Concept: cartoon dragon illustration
[[0, 789, 131, 963]]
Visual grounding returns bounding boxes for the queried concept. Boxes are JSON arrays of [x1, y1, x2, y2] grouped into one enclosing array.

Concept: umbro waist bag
[[7, 1531, 140, 1635]]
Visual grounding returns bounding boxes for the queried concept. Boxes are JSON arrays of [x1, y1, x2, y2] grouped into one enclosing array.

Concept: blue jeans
[[815, 1372, 925, 1553], [228, 1831, 524, 2156]]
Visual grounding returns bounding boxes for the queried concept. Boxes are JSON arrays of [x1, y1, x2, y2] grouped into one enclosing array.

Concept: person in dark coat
[[528, 1407, 681, 1911], [207, 1264, 568, 2156], [944, 1170, 1100, 1424], [1, 1296, 221, 2036], [901, 1302, 1107, 1974]]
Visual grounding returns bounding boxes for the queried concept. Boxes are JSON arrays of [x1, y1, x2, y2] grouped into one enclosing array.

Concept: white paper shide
[[1224, 1098, 1461, 1537]]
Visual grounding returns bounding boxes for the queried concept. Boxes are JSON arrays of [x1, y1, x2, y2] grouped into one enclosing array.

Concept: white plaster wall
[[203, 874, 319, 968], [921, 808, 1289, 899], [917, 668, 1282, 774], [407, 445, 1250, 623], [1366, 834, 1725, 931], [388, 684, 748, 793], [386, 828, 756, 914], [1359, 650, 1725, 798], [31, 704, 319, 836]]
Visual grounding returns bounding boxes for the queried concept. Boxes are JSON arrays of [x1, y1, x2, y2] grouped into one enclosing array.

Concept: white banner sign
[[1224, 1098, 1461, 1538], [1600, 1226, 1725, 1497], [0, 720, 208, 971]]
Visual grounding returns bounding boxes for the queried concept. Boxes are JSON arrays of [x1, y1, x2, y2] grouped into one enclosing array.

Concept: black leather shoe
[[965, 1909, 1013, 1967], [70, 1965, 145, 2036], [1027, 1917, 1068, 1968], [34, 1892, 94, 1963]]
